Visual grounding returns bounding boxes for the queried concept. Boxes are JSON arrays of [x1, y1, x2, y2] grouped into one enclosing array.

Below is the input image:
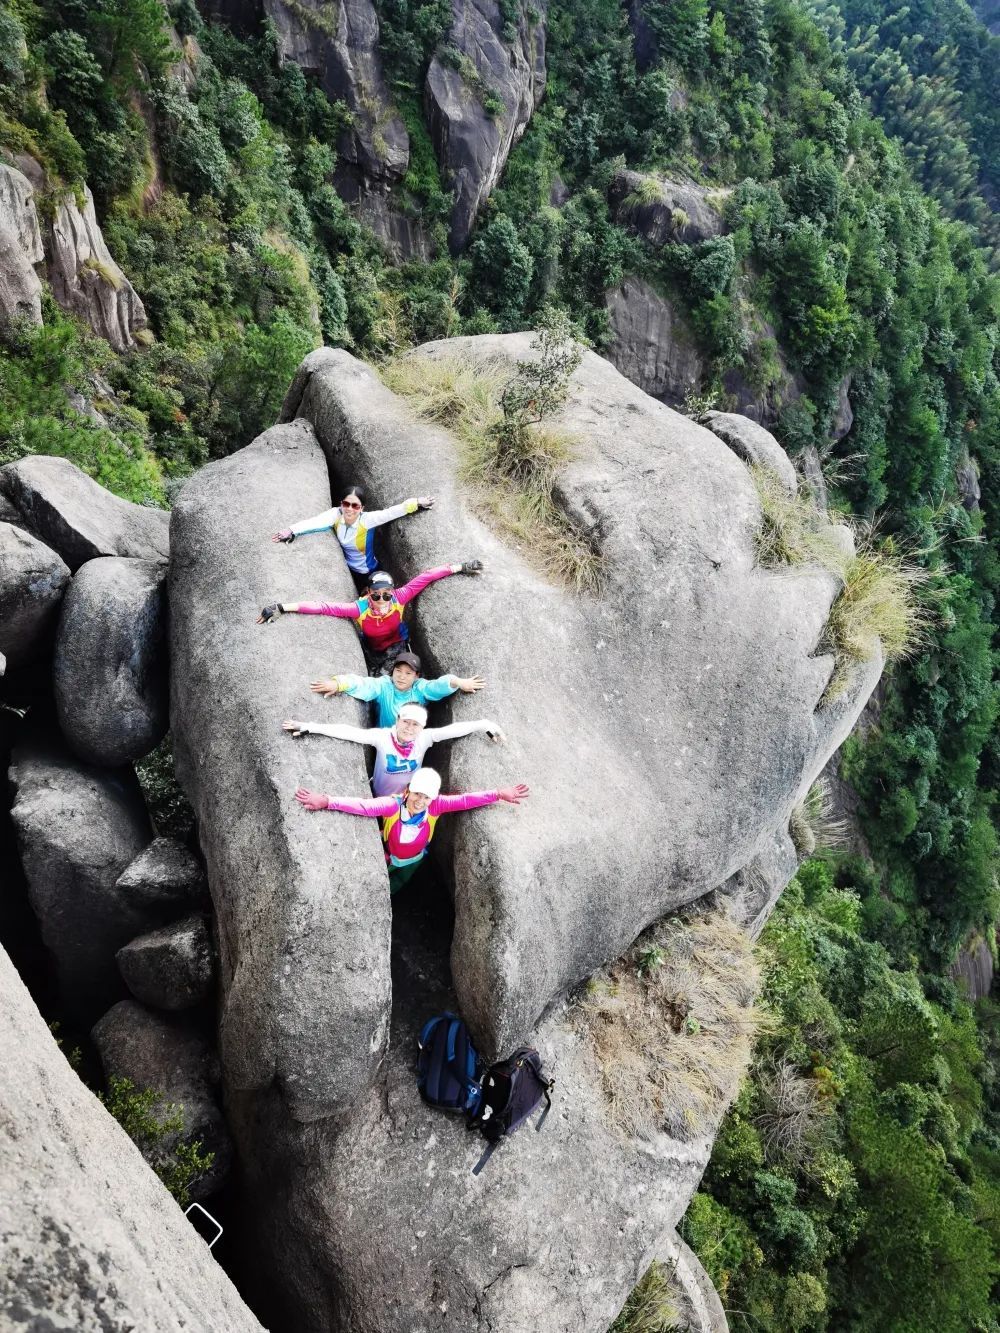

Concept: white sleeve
[[364, 500, 419, 529], [289, 507, 340, 537], [423, 719, 494, 744], [300, 723, 381, 745]]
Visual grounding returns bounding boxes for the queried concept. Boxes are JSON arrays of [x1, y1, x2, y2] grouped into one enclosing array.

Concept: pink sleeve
[[431, 791, 499, 815], [295, 600, 360, 620], [395, 566, 455, 607], [325, 796, 397, 817]]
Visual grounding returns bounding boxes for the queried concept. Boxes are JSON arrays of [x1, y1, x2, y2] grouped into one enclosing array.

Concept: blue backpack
[[416, 1013, 483, 1115]]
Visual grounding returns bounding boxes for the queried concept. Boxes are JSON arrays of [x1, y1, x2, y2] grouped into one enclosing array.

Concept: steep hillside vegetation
[[1, 0, 999, 1327]]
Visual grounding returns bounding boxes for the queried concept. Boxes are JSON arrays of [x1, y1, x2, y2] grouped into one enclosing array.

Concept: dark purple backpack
[[468, 1047, 554, 1175]]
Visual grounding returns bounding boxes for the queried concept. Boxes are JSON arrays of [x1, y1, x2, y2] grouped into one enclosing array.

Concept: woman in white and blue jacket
[[271, 483, 435, 580]]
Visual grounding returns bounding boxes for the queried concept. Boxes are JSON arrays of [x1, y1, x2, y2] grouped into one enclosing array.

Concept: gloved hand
[[457, 559, 484, 576], [283, 720, 307, 737], [485, 724, 505, 744], [272, 530, 295, 543], [257, 604, 284, 624]]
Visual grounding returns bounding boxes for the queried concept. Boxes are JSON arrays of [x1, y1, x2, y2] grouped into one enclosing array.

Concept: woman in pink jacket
[[295, 767, 530, 894]]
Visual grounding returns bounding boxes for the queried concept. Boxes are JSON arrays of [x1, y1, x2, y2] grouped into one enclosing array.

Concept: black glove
[[278, 531, 295, 544], [459, 559, 484, 575], [259, 603, 284, 623]]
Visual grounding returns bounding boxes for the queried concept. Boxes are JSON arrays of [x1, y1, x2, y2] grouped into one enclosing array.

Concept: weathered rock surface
[[660, 1231, 730, 1332], [425, 0, 546, 251], [54, 556, 168, 766], [949, 934, 994, 1002], [264, 0, 408, 182], [609, 169, 729, 245], [0, 946, 263, 1331], [702, 409, 799, 494], [169, 420, 390, 1122], [603, 276, 704, 403], [48, 185, 147, 351], [92, 1000, 232, 1198], [116, 836, 208, 910], [0, 522, 70, 668], [334, 168, 436, 260], [234, 898, 741, 1333], [0, 455, 169, 570], [117, 913, 214, 1010], [0, 161, 43, 329], [9, 739, 152, 1018], [280, 335, 881, 1062], [957, 450, 982, 512]]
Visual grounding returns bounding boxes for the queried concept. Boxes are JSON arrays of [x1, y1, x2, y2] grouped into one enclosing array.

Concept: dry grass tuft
[[789, 779, 851, 859], [750, 465, 929, 695], [754, 1054, 834, 1161], [577, 911, 763, 1141], [608, 1262, 682, 1333], [381, 353, 601, 593]]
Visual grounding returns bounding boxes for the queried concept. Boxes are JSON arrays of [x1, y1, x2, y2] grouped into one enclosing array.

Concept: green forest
[[1, 0, 999, 1327]]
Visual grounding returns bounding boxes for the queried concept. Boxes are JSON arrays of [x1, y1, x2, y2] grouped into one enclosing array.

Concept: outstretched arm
[[395, 561, 484, 607], [424, 719, 504, 745], [283, 720, 380, 744], [364, 498, 434, 530], [258, 600, 359, 624], [295, 789, 397, 816], [271, 506, 341, 543], [310, 674, 377, 700], [433, 785, 529, 812]]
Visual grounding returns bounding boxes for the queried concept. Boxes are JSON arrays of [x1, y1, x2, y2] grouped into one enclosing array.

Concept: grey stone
[[48, 185, 148, 352], [0, 946, 263, 1331], [425, 0, 546, 252], [956, 450, 981, 512], [609, 169, 729, 245], [117, 913, 215, 1010], [831, 374, 853, 441], [715, 829, 799, 937], [91, 1000, 232, 1198], [949, 935, 994, 1002], [0, 522, 70, 669], [0, 454, 169, 570], [603, 276, 704, 403], [333, 167, 436, 260], [799, 444, 828, 513], [264, 0, 408, 181], [0, 161, 44, 262], [702, 409, 799, 494], [659, 1232, 730, 1332], [233, 905, 746, 1333], [116, 836, 208, 911], [169, 420, 390, 1123], [280, 336, 882, 1064], [8, 739, 153, 1020], [0, 162, 44, 331], [54, 556, 168, 766]]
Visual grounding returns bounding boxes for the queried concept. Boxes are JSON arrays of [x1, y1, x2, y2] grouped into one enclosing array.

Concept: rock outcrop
[[949, 934, 994, 1001], [0, 455, 169, 570], [48, 185, 148, 351], [9, 739, 152, 1018], [702, 409, 799, 494], [169, 420, 391, 1122], [264, 0, 408, 182], [425, 0, 546, 251], [0, 161, 43, 331], [0, 946, 263, 1331], [603, 276, 704, 403], [92, 999, 232, 1198], [117, 914, 215, 1010], [609, 169, 729, 245], [54, 556, 168, 766], [0, 522, 70, 669], [278, 337, 880, 1064], [116, 836, 208, 911]]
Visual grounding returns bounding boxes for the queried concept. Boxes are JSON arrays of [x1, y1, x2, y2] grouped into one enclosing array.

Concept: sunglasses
[[341, 499, 362, 510], [369, 589, 395, 602]]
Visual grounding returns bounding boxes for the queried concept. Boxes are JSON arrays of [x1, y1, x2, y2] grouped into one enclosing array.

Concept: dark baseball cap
[[368, 570, 395, 589], [393, 651, 421, 672]]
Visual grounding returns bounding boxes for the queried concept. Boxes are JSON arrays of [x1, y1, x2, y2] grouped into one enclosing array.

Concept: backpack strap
[[535, 1077, 554, 1131], [471, 1140, 498, 1176]]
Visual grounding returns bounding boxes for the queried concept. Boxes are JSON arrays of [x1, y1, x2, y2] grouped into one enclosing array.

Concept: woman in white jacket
[[271, 483, 434, 580]]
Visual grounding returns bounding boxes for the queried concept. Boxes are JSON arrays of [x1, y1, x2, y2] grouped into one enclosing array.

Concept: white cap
[[397, 704, 428, 726], [407, 767, 441, 798]]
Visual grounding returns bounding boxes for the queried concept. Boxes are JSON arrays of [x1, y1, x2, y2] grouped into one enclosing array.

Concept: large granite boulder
[[702, 409, 799, 494], [0, 161, 43, 330], [0, 522, 70, 668], [0, 455, 169, 570], [0, 946, 263, 1331], [8, 739, 152, 1018], [603, 276, 705, 403], [264, 0, 408, 182], [92, 1000, 232, 1198], [116, 836, 208, 911], [117, 913, 215, 1010], [425, 0, 546, 252], [169, 420, 390, 1123], [609, 169, 729, 246], [279, 337, 881, 1063], [48, 185, 147, 351], [54, 556, 168, 766]]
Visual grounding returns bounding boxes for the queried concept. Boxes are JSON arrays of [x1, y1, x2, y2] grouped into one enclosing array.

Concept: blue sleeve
[[417, 676, 458, 704], [340, 675, 379, 702]]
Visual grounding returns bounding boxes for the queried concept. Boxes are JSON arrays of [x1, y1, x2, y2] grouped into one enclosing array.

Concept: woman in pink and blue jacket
[[295, 767, 530, 895]]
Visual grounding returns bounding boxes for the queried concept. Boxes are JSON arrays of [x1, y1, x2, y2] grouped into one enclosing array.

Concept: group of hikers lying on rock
[[260, 484, 530, 895]]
